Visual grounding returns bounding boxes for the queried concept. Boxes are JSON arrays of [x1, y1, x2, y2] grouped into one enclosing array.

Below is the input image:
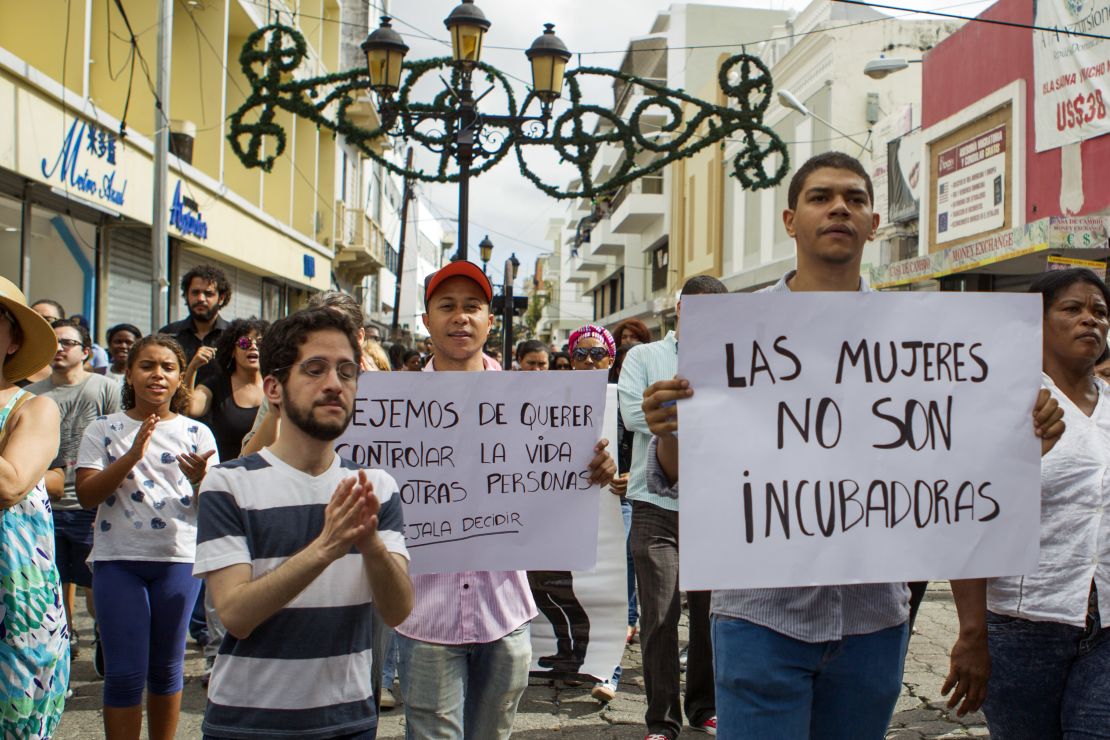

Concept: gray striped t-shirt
[[194, 450, 409, 738]]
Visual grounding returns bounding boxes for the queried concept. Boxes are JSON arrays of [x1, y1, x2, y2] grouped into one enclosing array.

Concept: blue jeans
[[622, 497, 638, 627], [396, 623, 531, 740], [983, 611, 1110, 739], [712, 616, 908, 740]]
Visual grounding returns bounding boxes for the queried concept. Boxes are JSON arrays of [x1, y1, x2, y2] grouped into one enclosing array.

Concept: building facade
[[720, 0, 961, 292], [870, 0, 1110, 291], [564, 2, 791, 336]]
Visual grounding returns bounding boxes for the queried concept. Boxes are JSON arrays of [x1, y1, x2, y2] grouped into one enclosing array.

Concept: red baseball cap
[[424, 260, 493, 305]]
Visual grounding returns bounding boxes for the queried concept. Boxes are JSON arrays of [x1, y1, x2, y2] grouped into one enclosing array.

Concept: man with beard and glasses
[[195, 307, 413, 739], [160, 264, 232, 390]]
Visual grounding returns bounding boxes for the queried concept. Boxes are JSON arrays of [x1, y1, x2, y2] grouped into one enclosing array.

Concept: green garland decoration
[[227, 23, 789, 199]]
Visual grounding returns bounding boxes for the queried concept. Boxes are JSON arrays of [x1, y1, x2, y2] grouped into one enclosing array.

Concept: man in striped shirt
[[195, 307, 413, 739], [395, 260, 616, 739]]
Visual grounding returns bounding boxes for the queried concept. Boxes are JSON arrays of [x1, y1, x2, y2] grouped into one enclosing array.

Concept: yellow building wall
[[86, 1, 159, 139], [169, 3, 226, 177], [293, 115, 318, 237], [0, 0, 85, 98], [671, 64, 726, 283]]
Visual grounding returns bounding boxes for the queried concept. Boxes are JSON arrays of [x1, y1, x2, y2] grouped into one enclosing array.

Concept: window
[[651, 242, 669, 293]]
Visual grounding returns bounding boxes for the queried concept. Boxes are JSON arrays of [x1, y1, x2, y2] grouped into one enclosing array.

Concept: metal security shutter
[[174, 247, 264, 323], [105, 227, 154, 334], [230, 269, 262, 320]]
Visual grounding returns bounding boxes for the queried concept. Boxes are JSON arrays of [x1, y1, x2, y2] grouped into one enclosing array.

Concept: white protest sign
[[677, 292, 1042, 591], [1034, 0, 1110, 152], [335, 370, 607, 574], [530, 384, 629, 682]]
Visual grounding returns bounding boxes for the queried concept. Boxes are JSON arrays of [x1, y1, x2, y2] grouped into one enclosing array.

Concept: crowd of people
[[0, 150, 1104, 740]]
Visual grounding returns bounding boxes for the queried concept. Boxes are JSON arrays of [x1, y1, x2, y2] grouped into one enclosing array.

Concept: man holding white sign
[[641, 152, 1064, 739], [389, 261, 616, 740]]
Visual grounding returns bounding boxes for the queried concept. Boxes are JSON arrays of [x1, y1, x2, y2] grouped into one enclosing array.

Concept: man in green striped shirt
[[617, 275, 725, 740]]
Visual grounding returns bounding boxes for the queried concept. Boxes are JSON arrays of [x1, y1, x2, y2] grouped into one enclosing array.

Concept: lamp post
[[863, 57, 922, 80], [479, 235, 494, 275], [362, 2, 570, 263], [502, 252, 520, 366]]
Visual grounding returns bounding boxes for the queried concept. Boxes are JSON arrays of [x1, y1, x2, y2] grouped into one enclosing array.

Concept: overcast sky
[[377, 0, 993, 286]]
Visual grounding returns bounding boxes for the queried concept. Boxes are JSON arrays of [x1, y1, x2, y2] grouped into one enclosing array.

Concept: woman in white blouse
[[981, 268, 1110, 739]]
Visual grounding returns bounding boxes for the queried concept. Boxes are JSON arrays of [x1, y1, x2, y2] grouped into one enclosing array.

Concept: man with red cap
[[394, 261, 617, 739]]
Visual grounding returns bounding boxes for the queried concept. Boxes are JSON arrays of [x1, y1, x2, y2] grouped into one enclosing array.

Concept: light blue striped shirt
[[618, 331, 679, 511]]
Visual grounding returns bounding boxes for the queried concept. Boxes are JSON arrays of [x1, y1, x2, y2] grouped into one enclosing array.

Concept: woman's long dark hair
[[214, 317, 269, 376]]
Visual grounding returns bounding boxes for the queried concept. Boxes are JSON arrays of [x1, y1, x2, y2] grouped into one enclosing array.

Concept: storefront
[[871, 215, 1110, 291], [0, 54, 331, 340]]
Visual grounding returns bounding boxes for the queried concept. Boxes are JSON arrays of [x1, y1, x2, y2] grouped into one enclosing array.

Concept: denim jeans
[[622, 497, 638, 627], [983, 611, 1110, 739], [712, 616, 908, 740], [396, 623, 531, 740]]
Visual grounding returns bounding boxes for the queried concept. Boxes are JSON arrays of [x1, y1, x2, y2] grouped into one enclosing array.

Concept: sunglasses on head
[[572, 346, 610, 362], [236, 336, 261, 350]]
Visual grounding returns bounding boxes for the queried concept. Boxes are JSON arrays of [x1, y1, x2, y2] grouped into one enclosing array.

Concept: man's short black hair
[[260, 308, 361, 384], [680, 275, 728, 296], [32, 299, 66, 319], [180, 264, 232, 308], [52, 318, 91, 350], [1029, 267, 1110, 316], [515, 339, 548, 363], [787, 151, 874, 211]]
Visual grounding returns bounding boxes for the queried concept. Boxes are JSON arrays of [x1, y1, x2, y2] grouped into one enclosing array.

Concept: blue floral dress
[[0, 389, 69, 738]]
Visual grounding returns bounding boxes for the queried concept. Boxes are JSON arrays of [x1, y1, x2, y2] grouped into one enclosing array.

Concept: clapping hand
[[177, 449, 215, 486]]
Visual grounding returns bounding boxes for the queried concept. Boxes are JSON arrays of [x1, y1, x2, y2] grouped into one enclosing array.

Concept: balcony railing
[[614, 77, 667, 118], [334, 200, 386, 278], [610, 174, 664, 212]]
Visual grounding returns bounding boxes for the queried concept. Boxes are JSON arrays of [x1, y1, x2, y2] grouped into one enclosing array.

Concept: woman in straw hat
[[0, 275, 70, 738]]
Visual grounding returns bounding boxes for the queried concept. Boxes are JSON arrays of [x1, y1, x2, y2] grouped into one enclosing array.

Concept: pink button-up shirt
[[395, 353, 537, 645]]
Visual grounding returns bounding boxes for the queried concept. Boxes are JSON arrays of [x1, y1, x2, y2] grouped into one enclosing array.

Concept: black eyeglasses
[[573, 347, 610, 362], [273, 358, 360, 383], [236, 336, 261, 350], [57, 339, 84, 350]]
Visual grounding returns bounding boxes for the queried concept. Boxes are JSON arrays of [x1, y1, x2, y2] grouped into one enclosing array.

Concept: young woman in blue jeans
[[980, 268, 1110, 739], [77, 335, 217, 740]]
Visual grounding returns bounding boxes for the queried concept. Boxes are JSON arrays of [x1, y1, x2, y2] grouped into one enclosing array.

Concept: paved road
[[55, 582, 988, 739]]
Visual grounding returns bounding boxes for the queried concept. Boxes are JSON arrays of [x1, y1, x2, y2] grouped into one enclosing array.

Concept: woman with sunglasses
[[186, 318, 268, 464], [565, 325, 638, 703]]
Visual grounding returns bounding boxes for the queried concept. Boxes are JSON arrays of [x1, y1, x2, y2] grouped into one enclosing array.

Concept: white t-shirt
[[77, 412, 219, 563]]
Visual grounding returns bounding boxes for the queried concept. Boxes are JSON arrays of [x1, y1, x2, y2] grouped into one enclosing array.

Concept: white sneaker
[[591, 682, 616, 703]]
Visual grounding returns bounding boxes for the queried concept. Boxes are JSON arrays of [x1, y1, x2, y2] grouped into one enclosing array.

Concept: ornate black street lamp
[[478, 235, 494, 275], [361, 2, 570, 261], [226, 3, 792, 261]]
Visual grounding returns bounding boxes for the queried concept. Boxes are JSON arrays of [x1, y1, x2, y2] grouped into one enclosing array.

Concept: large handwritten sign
[[676, 292, 1042, 590], [335, 370, 607, 574], [530, 385, 629, 683]]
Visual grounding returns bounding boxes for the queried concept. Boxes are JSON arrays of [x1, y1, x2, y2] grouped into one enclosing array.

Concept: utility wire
[[834, 0, 1110, 40]]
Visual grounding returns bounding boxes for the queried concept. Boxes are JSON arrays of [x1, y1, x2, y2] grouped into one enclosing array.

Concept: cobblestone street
[[55, 582, 987, 739]]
